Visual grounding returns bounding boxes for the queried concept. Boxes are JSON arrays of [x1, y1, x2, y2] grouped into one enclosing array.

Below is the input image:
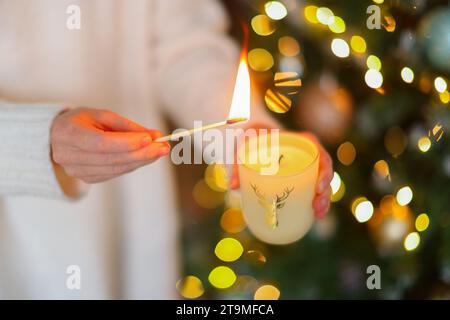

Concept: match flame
[[228, 56, 251, 123]]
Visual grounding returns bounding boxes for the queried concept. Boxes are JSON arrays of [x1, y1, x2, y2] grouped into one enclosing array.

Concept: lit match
[[155, 56, 251, 143], [154, 118, 247, 142]]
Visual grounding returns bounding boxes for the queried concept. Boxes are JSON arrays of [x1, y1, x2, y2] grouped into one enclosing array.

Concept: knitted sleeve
[[0, 101, 65, 197]]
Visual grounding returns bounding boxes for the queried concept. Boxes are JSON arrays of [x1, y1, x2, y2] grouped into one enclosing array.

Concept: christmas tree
[[176, 0, 450, 300]]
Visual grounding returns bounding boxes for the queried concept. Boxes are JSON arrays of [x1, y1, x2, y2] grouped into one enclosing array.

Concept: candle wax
[[243, 146, 315, 176]]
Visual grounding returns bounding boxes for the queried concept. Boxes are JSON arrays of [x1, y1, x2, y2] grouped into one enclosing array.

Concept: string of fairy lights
[[176, 0, 448, 299]]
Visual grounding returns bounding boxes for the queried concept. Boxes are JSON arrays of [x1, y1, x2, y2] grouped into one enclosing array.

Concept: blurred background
[[174, 0, 450, 299]]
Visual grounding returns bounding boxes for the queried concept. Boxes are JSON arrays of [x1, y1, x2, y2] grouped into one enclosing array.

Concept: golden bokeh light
[[415, 213, 430, 232], [350, 35, 367, 53], [265, 88, 292, 113], [330, 172, 341, 195], [429, 123, 444, 142], [384, 127, 407, 157], [434, 76, 447, 93], [205, 163, 229, 192], [330, 171, 345, 202], [193, 180, 225, 209], [245, 250, 267, 265], [352, 196, 367, 214], [440, 91, 450, 103], [396, 186, 413, 206], [176, 276, 205, 299], [337, 141, 356, 166], [316, 7, 334, 25], [366, 55, 382, 71], [251, 15, 276, 36], [418, 136, 431, 152], [392, 201, 411, 221], [254, 285, 281, 300], [401, 67, 414, 83], [214, 237, 244, 262], [274, 72, 302, 93], [376, 195, 414, 247], [373, 0, 384, 3], [208, 266, 237, 289], [374, 160, 390, 179], [328, 16, 346, 34], [383, 15, 396, 32], [331, 38, 350, 58], [248, 48, 274, 72], [354, 200, 374, 223], [419, 75, 432, 93], [404, 232, 420, 251], [380, 195, 395, 215], [304, 5, 319, 23], [264, 1, 288, 20], [221, 208, 246, 234], [365, 69, 383, 89], [278, 36, 300, 57]]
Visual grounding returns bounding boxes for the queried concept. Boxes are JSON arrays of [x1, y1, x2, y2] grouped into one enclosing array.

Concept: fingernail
[[152, 131, 163, 139], [319, 197, 328, 209], [141, 135, 152, 147], [317, 179, 327, 193]]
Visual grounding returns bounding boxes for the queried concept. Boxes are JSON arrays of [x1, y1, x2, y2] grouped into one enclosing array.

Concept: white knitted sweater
[[0, 103, 63, 197]]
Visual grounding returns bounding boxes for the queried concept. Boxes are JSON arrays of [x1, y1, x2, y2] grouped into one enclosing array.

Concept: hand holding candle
[[300, 132, 333, 219], [231, 131, 333, 220], [236, 131, 332, 245]]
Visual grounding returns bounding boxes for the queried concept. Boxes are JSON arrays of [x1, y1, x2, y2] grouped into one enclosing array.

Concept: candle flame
[[228, 56, 251, 122]]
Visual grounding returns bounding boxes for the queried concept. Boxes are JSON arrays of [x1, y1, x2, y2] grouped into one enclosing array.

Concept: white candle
[[237, 132, 319, 245]]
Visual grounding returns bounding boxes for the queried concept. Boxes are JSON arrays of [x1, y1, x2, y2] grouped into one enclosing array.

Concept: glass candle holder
[[237, 132, 319, 245]]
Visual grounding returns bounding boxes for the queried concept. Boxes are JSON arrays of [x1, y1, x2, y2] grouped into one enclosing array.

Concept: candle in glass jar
[[237, 132, 319, 245]]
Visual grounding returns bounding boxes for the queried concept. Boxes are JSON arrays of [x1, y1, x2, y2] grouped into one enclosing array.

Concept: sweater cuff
[[0, 103, 66, 197]]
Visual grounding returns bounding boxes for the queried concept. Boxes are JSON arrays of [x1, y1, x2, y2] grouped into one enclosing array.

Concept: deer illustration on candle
[[251, 184, 294, 229]]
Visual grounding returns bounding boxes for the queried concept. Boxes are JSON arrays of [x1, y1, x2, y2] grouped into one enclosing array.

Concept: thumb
[[95, 110, 151, 133], [95, 110, 164, 141]]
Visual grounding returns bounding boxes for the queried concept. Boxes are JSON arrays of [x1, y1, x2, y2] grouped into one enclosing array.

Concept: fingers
[[55, 142, 170, 183], [148, 130, 163, 140], [89, 130, 153, 153], [53, 108, 166, 154], [51, 107, 172, 184], [53, 143, 170, 167], [299, 132, 333, 219], [93, 109, 148, 132], [230, 162, 240, 190], [313, 186, 332, 219], [230, 150, 240, 190], [300, 133, 333, 193], [316, 148, 333, 194], [81, 175, 115, 184], [313, 139, 333, 218], [63, 156, 159, 180], [65, 126, 166, 153], [93, 110, 164, 140]]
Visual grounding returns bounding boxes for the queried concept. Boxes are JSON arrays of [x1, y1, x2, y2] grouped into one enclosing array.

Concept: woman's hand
[[231, 130, 333, 219], [299, 132, 333, 219], [51, 107, 170, 184]]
